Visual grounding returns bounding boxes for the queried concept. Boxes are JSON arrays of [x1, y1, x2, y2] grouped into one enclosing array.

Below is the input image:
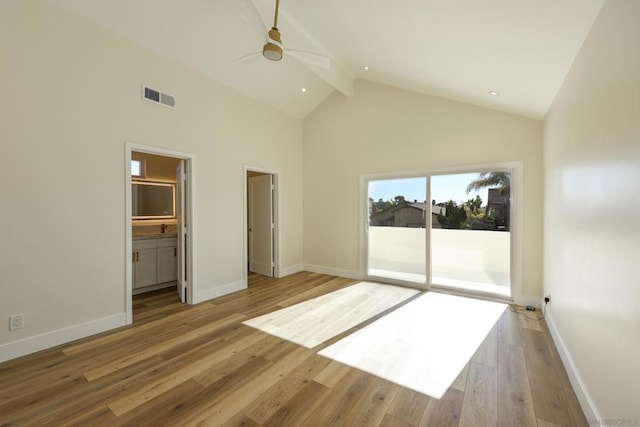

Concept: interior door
[[248, 174, 274, 277], [176, 160, 188, 302]]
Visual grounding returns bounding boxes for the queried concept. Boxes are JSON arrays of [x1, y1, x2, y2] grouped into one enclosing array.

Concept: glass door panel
[[367, 177, 427, 284], [430, 171, 511, 297]]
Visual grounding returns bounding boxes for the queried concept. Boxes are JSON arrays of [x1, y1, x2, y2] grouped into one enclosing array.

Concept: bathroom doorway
[[125, 143, 195, 325]]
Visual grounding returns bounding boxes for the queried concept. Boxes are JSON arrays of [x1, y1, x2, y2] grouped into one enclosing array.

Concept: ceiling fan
[[237, 0, 330, 68]]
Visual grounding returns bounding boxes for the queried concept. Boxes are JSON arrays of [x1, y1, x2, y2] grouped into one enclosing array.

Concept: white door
[[176, 160, 188, 302], [248, 174, 274, 277]]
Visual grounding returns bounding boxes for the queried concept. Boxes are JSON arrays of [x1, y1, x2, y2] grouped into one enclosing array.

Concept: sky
[[368, 173, 491, 205]]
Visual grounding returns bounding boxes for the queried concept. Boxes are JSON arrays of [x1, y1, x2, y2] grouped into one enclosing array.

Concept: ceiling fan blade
[[287, 49, 330, 69], [239, 0, 268, 38], [234, 51, 263, 64]]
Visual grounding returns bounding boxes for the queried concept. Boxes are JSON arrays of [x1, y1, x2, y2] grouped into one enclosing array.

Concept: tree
[[393, 195, 406, 205], [466, 172, 511, 231], [464, 210, 498, 230], [466, 195, 483, 213], [466, 172, 511, 196], [436, 200, 467, 229]]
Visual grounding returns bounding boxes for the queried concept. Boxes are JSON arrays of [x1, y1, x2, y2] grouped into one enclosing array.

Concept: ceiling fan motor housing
[[263, 27, 283, 61]]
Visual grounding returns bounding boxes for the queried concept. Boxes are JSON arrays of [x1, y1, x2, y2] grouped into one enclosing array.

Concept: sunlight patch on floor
[[318, 292, 506, 399], [242, 282, 420, 348]]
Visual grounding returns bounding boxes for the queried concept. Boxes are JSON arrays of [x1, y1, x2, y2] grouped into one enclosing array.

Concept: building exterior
[[486, 188, 510, 231], [370, 200, 445, 228]]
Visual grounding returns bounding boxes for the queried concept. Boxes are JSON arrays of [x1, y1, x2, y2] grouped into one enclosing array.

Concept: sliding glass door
[[365, 166, 516, 299], [430, 172, 511, 297], [367, 177, 427, 284]]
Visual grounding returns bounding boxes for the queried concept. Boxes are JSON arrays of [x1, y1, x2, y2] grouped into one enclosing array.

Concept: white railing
[[368, 226, 510, 294]]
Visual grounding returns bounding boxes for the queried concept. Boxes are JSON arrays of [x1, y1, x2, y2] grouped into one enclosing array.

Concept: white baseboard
[[192, 279, 247, 304], [545, 309, 600, 424], [278, 264, 304, 277], [0, 313, 127, 363], [303, 264, 363, 280], [513, 294, 542, 307]]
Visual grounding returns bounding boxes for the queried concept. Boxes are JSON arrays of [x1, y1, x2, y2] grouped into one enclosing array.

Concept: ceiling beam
[[273, 1, 354, 96], [301, 59, 354, 97]]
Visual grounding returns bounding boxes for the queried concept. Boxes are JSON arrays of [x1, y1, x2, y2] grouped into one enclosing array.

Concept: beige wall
[[0, 1, 302, 357], [302, 80, 543, 301], [543, 0, 640, 421]]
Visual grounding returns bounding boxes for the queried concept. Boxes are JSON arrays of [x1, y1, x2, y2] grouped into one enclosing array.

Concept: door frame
[[360, 171, 430, 290], [360, 161, 523, 302], [125, 142, 196, 324], [243, 165, 280, 280]]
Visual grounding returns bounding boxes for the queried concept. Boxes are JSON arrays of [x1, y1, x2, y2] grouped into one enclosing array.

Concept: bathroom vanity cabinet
[[132, 236, 177, 293]]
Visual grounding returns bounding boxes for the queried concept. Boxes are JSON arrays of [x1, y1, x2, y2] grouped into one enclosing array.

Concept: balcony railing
[[368, 226, 510, 296]]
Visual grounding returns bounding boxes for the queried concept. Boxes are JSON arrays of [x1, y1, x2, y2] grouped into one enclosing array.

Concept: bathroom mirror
[[132, 181, 176, 219]]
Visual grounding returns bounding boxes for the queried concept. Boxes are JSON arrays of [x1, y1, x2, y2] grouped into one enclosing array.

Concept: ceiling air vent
[[142, 84, 175, 109]]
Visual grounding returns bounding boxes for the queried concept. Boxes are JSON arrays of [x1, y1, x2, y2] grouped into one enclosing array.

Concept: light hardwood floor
[[0, 272, 587, 426]]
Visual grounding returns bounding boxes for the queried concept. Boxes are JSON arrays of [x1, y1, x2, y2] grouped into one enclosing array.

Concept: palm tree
[[466, 171, 511, 231], [466, 195, 483, 213], [466, 172, 510, 195]]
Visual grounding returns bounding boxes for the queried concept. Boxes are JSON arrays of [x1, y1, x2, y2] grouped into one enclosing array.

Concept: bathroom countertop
[[132, 234, 177, 240]]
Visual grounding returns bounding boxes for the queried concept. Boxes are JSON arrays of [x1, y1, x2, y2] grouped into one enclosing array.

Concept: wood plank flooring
[[0, 272, 587, 426]]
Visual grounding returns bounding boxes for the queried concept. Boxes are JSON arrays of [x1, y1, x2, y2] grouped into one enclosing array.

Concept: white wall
[[302, 80, 543, 300], [0, 1, 303, 360], [543, 0, 640, 421]]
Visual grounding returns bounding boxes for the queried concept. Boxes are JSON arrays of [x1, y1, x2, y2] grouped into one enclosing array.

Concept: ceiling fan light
[[263, 43, 283, 61]]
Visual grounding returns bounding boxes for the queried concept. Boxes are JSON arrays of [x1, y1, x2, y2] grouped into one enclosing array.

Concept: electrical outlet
[[544, 293, 551, 303], [9, 314, 24, 331]]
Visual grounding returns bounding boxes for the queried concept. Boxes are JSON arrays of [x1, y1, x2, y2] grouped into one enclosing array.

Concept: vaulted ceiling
[[46, 0, 605, 119]]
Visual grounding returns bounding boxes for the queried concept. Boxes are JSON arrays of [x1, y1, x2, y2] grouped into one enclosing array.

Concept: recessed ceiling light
[[489, 90, 500, 96], [363, 65, 369, 71], [301, 87, 307, 93]]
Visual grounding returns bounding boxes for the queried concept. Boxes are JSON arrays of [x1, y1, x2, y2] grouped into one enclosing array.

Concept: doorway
[[125, 143, 195, 325], [245, 167, 278, 278], [363, 162, 521, 300]]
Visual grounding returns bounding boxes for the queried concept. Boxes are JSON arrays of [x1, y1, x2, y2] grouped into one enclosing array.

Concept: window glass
[[131, 159, 144, 177]]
